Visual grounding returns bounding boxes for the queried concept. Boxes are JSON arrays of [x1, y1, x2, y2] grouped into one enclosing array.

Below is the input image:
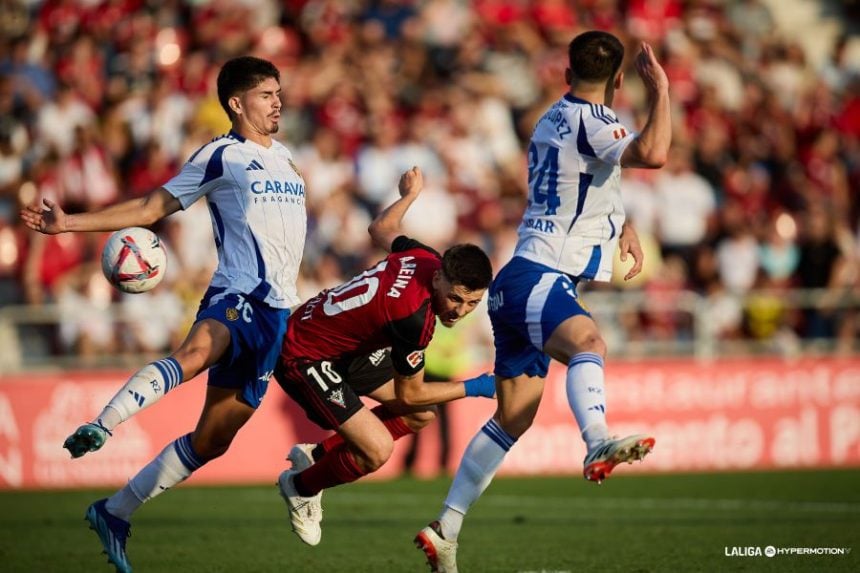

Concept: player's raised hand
[[398, 166, 423, 199], [634, 42, 669, 96], [20, 198, 67, 234], [619, 222, 644, 281]]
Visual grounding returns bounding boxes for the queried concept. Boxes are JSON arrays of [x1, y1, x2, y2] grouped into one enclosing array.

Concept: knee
[[351, 433, 394, 473], [402, 407, 437, 432], [573, 331, 606, 358]]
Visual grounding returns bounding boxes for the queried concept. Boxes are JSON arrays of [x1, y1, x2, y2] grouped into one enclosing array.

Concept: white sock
[[105, 433, 205, 521], [439, 419, 516, 540], [95, 358, 184, 430], [567, 352, 610, 451]]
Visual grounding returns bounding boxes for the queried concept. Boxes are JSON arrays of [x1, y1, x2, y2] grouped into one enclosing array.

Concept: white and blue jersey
[[163, 130, 306, 309], [515, 94, 634, 281], [491, 95, 635, 378], [163, 130, 306, 407]]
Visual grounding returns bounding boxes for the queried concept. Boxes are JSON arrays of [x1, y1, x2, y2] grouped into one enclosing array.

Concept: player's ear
[[432, 269, 444, 290], [229, 95, 242, 116], [614, 71, 624, 90], [564, 67, 572, 86]]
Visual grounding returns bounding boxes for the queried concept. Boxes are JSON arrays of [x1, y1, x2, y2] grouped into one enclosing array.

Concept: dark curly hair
[[440, 244, 493, 291]]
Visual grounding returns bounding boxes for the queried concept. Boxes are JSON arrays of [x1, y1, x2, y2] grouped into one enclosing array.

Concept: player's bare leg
[[293, 380, 437, 465], [86, 386, 254, 571], [546, 315, 654, 483], [64, 319, 230, 458], [280, 406, 394, 545], [417, 375, 543, 572]]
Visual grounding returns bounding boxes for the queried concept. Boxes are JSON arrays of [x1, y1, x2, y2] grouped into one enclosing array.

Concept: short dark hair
[[217, 56, 280, 119], [441, 244, 493, 291], [568, 31, 624, 83]]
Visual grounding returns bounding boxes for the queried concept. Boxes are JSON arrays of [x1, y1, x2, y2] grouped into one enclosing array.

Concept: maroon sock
[[318, 405, 416, 453], [294, 445, 365, 496]]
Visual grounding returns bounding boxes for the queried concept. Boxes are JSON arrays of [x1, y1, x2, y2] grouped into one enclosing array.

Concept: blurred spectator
[[36, 82, 94, 157], [715, 200, 759, 294], [794, 206, 848, 338], [654, 144, 718, 267]]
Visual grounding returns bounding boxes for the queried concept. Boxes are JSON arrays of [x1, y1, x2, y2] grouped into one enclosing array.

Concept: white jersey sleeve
[[164, 134, 240, 209]]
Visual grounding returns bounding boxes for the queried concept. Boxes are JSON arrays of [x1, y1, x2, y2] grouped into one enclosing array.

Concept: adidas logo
[[127, 390, 145, 407], [246, 159, 264, 171]]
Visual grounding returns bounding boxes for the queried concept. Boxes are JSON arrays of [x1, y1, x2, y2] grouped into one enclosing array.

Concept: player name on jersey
[[387, 256, 417, 298]]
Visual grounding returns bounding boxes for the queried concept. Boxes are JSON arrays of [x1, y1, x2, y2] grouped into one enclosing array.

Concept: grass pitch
[[1, 470, 858, 572]]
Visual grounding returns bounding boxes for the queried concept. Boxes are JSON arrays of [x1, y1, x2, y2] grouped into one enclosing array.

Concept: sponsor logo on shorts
[[328, 388, 346, 408], [226, 307, 239, 321], [406, 350, 424, 368], [368, 349, 387, 367]]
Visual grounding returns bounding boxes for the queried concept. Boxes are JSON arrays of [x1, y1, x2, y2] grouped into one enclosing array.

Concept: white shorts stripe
[[525, 273, 560, 349]]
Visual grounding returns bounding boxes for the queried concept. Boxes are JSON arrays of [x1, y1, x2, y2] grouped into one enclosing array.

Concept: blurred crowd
[[0, 0, 858, 363]]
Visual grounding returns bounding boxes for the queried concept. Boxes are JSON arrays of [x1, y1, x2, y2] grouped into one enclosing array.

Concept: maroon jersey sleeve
[[384, 298, 435, 376]]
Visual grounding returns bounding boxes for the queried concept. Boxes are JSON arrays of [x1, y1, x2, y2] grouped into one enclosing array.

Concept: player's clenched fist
[[398, 166, 423, 198]]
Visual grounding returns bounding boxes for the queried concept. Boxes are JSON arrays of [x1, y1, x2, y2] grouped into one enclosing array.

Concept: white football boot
[[583, 434, 655, 484], [277, 469, 323, 546], [287, 443, 316, 471], [415, 521, 458, 573]]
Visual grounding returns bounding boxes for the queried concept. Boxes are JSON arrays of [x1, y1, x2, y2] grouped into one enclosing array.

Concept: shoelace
[[94, 419, 114, 437]]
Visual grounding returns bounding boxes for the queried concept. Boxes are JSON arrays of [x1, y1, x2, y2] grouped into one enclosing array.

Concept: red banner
[[1, 358, 858, 489]]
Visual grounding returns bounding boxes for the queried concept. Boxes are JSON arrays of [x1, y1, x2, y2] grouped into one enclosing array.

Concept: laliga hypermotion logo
[[112, 235, 160, 283]]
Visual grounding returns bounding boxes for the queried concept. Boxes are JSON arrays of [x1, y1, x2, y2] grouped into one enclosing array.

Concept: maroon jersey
[[283, 237, 440, 375]]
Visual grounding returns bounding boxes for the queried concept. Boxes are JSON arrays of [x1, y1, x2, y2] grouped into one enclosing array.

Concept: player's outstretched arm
[[620, 42, 671, 169], [20, 187, 182, 234], [394, 371, 496, 406], [368, 166, 423, 252]]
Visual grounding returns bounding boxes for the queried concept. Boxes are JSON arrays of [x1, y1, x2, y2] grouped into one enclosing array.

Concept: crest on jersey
[[406, 350, 424, 368], [328, 388, 346, 408], [226, 307, 239, 321], [612, 128, 627, 140]]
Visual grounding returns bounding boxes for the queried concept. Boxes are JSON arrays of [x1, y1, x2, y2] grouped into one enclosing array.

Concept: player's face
[[236, 77, 282, 135], [431, 273, 485, 328]]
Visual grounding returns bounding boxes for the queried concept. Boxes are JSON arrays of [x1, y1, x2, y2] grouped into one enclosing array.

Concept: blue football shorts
[[195, 286, 290, 408], [489, 256, 591, 379]]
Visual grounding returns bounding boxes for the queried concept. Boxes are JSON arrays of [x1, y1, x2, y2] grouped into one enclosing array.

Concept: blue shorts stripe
[[525, 274, 559, 349]]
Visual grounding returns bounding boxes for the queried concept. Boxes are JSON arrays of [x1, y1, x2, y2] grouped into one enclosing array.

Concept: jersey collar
[[563, 93, 593, 105]]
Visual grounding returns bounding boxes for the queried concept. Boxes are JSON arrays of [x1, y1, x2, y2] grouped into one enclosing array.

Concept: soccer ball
[[101, 227, 167, 293]]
